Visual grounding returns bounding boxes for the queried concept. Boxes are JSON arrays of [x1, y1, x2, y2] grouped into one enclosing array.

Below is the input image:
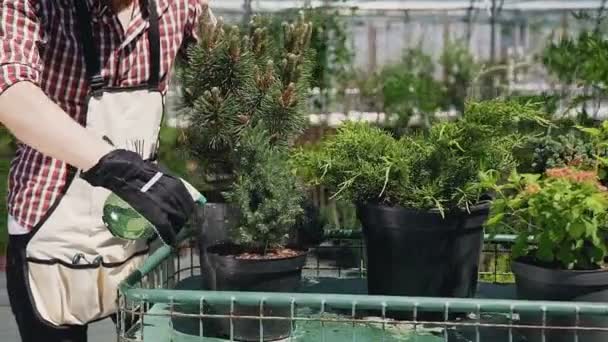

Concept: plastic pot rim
[[512, 257, 608, 287], [355, 200, 492, 217]]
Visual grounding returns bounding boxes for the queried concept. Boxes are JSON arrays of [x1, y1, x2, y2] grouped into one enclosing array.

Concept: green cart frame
[[117, 232, 608, 342]]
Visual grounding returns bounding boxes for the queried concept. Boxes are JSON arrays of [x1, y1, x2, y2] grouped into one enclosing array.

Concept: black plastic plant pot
[[356, 202, 489, 319], [203, 242, 308, 341], [512, 258, 608, 342]]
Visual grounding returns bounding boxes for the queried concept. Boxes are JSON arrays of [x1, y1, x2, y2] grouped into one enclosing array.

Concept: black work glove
[[81, 149, 195, 247]]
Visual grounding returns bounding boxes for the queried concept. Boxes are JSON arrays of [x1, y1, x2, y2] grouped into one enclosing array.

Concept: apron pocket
[[27, 261, 103, 326], [26, 253, 147, 327]]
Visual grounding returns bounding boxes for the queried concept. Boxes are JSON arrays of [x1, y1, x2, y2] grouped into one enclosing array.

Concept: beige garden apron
[[24, 0, 165, 327]]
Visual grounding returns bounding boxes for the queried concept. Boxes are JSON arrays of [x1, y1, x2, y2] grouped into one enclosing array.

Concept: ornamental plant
[[486, 120, 608, 270], [290, 100, 550, 215], [512, 98, 600, 175], [485, 168, 608, 270], [178, 13, 315, 254], [522, 131, 595, 174], [222, 126, 305, 253]]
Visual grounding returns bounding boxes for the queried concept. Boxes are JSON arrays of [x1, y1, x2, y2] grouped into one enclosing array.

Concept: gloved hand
[[81, 149, 195, 246]]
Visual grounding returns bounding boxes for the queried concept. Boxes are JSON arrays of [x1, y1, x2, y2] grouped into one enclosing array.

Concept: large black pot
[[203, 242, 308, 341], [513, 258, 608, 342], [356, 202, 489, 317]]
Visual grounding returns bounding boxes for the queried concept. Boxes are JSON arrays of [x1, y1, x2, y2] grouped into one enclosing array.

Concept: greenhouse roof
[[211, 0, 608, 13]]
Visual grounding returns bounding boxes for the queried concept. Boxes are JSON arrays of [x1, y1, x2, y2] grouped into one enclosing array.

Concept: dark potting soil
[[235, 249, 303, 260], [206, 242, 307, 260]]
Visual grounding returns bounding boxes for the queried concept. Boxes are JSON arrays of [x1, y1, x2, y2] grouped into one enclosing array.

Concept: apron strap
[[75, 0, 161, 92], [148, 0, 160, 90], [74, 0, 103, 91]]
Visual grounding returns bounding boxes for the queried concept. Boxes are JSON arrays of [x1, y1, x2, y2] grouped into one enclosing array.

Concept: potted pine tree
[[486, 122, 608, 342], [177, 13, 315, 341], [290, 100, 549, 315]]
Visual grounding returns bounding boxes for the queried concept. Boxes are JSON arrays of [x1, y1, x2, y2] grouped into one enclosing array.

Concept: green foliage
[[320, 200, 361, 231], [179, 12, 313, 188], [540, 11, 608, 121], [377, 48, 443, 130], [543, 30, 608, 90], [157, 125, 189, 176], [479, 252, 515, 284], [339, 68, 384, 111], [487, 118, 608, 271], [486, 169, 608, 270], [178, 12, 315, 251], [344, 42, 479, 134], [291, 100, 549, 214], [223, 126, 305, 251], [440, 40, 480, 113], [507, 93, 560, 116], [511, 98, 605, 175], [523, 132, 595, 173], [267, 7, 352, 91], [291, 122, 401, 206]]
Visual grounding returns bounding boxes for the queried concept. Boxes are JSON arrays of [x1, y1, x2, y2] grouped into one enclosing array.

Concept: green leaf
[[597, 156, 608, 166], [585, 194, 608, 212], [521, 173, 541, 183], [588, 245, 606, 266], [591, 230, 603, 248], [537, 234, 555, 262], [512, 236, 529, 259], [569, 221, 585, 239], [486, 213, 505, 228], [577, 125, 601, 137]]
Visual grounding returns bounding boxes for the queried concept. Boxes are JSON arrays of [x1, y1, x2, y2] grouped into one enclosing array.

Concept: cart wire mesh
[[117, 233, 608, 342]]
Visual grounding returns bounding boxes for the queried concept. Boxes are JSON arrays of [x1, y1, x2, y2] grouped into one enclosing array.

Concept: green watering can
[[102, 177, 206, 241]]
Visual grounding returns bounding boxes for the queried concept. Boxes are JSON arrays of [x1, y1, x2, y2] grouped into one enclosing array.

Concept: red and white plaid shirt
[[0, 0, 212, 233]]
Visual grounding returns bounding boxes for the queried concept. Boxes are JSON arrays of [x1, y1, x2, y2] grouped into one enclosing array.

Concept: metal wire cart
[[117, 232, 608, 342]]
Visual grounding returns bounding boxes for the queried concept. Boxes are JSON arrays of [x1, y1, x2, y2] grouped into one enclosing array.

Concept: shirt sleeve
[[0, 0, 43, 96]]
